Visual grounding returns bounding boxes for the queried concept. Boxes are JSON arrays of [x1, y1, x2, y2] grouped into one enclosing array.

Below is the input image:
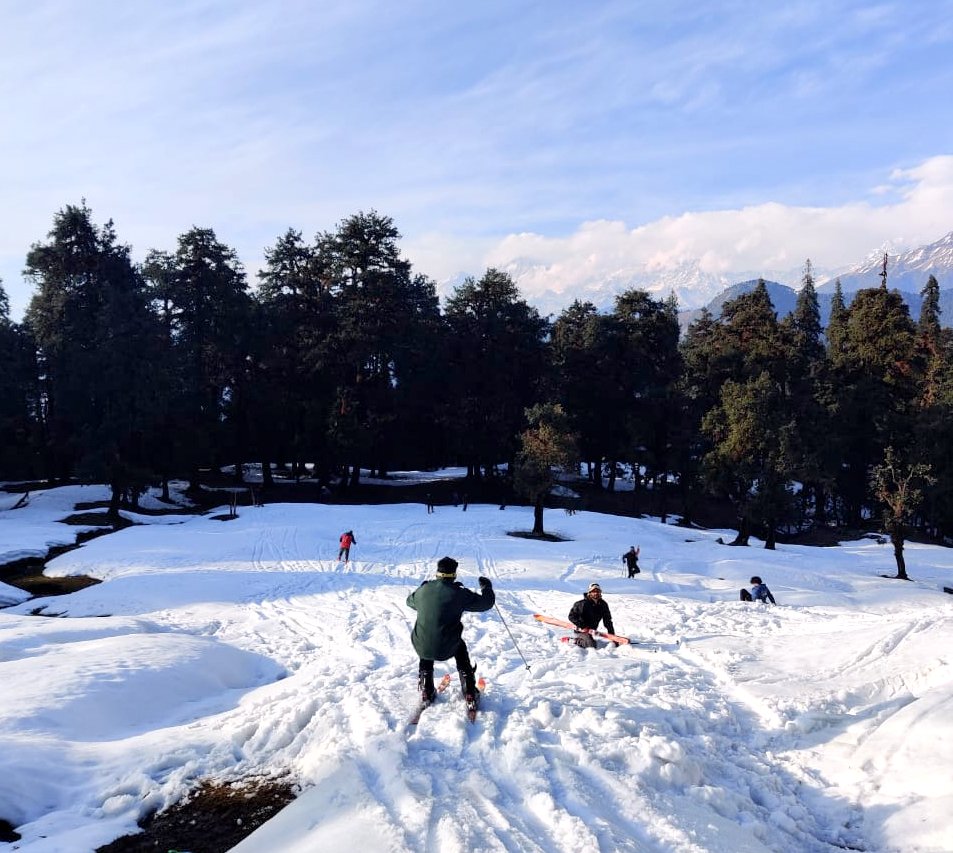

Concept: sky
[[1, 476, 953, 852], [3, 1, 953, 319]]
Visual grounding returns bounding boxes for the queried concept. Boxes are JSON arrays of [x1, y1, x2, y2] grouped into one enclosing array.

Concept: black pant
[[418, 640, 474, 676], [740, 588, 753, 601]]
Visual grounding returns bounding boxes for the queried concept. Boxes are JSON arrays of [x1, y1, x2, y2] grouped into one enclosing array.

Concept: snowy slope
[[1, 488, 952, 852]]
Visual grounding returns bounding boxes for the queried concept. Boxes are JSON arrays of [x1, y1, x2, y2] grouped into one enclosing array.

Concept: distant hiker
[[406, 556, 495, 704], [426, 493, 434, 514], [623, 545, 641, 577], [568, 583, 615, 648], [740, 575, 776, 604], [338, 530, 356, 563]]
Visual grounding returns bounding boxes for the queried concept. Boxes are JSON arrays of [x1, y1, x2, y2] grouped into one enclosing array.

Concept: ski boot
[[458, 666, 479, 705], [418, 670, 436, 704]]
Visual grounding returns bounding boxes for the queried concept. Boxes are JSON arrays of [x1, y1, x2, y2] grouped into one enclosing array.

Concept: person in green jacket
[[406, 556, 495, 703]]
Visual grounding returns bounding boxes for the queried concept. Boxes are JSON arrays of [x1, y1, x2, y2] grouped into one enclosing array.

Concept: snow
[[1, 484, 953, 852]]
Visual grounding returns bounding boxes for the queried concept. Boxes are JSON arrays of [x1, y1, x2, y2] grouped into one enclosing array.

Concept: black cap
[[436, 556, 458, 578]]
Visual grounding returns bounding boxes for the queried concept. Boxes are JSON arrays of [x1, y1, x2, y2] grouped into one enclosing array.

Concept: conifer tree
[[318, 212, 442, 484], [0, 282, 38, 478], [609, 289, 682, 508], [702, 372, 793, 547], [444, 268, 548, 482], [782, 260, 831, 528], [551, 301, 615, 486], [829, 285, 918, 525], [159, 227, 251, 488], [25, 204, 162, 513], [255, 228, 335, 483]]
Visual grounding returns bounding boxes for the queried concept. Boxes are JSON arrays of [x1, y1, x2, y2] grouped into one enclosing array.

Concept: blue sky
[[2, 0, 953, 318]]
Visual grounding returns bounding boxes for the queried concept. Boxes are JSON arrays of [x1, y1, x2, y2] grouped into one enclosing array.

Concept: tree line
[[1, 203, 950, 571]]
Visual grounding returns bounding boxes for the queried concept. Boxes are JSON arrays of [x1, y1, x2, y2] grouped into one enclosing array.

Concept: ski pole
[[494, 603, 531, 671]]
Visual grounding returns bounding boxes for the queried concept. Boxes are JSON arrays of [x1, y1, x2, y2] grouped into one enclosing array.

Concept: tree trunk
[[161, 477, 170, 502], [891, 523, 908, 579], [813, 483, 827, 528], [108, 481, 123, 521], [764, 521, 776, 550], [532, 495, 545, 536], [656, 474, 668, 524], [262, 461, 273, 487], [729, 514, 750, 546]]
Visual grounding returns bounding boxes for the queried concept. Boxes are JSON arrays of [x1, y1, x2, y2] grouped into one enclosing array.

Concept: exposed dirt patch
[[96, 777, 298, 853], [14, 573, 102, 599], [0, 819, 20, 842]]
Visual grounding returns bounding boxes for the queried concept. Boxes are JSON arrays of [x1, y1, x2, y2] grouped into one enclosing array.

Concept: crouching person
[[740, 575, 776, 604], [568, 582, 615, 648]]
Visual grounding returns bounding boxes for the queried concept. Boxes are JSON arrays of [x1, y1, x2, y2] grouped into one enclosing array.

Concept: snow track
[[4, 500, 953, 851]]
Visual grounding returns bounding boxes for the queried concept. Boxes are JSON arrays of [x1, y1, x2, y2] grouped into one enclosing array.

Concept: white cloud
[[467, 156, 953, 302]]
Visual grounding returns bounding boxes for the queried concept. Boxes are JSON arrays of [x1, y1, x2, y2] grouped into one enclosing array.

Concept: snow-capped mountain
[[817, 231, 953, 294], [436, 231, 953, 318], [487, 257, 807, 317]]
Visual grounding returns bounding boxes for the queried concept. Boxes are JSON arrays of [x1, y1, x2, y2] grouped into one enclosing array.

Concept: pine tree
[[551, 301, 615, 486], [828, 285, 918, 525], [444, 268, 548, 482], [609, 289, 682, 509], [0, 282, 39, 478], [25, 204, 163, 513], [255, 228, 335, 484], [782, 260, 831, 528], [702, 372, 794, 547], [319, 211, 442, 483], [160, 227, 251, 489]]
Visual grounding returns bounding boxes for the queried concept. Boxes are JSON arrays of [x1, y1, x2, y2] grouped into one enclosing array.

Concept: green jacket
[[406, 578, 495, 661]]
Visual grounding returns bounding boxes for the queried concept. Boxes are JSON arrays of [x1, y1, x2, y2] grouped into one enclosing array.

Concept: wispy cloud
[[1, 1, 952, 318]]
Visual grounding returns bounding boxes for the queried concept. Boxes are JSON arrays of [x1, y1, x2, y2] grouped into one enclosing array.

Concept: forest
[[1, 203, 951, 573]]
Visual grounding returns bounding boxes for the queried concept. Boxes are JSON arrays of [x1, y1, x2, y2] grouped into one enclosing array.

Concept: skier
[[406, 556, 494, 704], [338, 530, 356, 563], [740, 575, 776, 604], [568, 583, 616, 648], [623, 545, 641, 577]]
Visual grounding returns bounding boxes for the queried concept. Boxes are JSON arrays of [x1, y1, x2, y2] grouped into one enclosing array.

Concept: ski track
[[18, 503, 949, 851]]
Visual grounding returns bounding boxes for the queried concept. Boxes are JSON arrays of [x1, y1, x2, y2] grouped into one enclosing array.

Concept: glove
[[478, 576, 492, 589]]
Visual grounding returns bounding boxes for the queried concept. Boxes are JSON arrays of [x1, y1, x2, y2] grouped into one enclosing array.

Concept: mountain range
[[498, 230, 953, 327]]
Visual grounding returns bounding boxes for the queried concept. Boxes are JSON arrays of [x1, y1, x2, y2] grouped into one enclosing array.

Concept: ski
[[533, 613, 632, 645], [465, 677, 486, 723], [559, 636, 667, 652], [406, 673, 452, 728]]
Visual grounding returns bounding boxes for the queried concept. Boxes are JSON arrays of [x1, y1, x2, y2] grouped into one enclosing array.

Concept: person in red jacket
[[338, 530, 356, 563]]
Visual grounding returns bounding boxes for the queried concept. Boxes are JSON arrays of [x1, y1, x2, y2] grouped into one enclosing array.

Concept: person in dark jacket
[[623, 545, 640, 577], [740, 575, 776, 604], [406, 556, 495, 702], [568, 583, 615, 648]]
